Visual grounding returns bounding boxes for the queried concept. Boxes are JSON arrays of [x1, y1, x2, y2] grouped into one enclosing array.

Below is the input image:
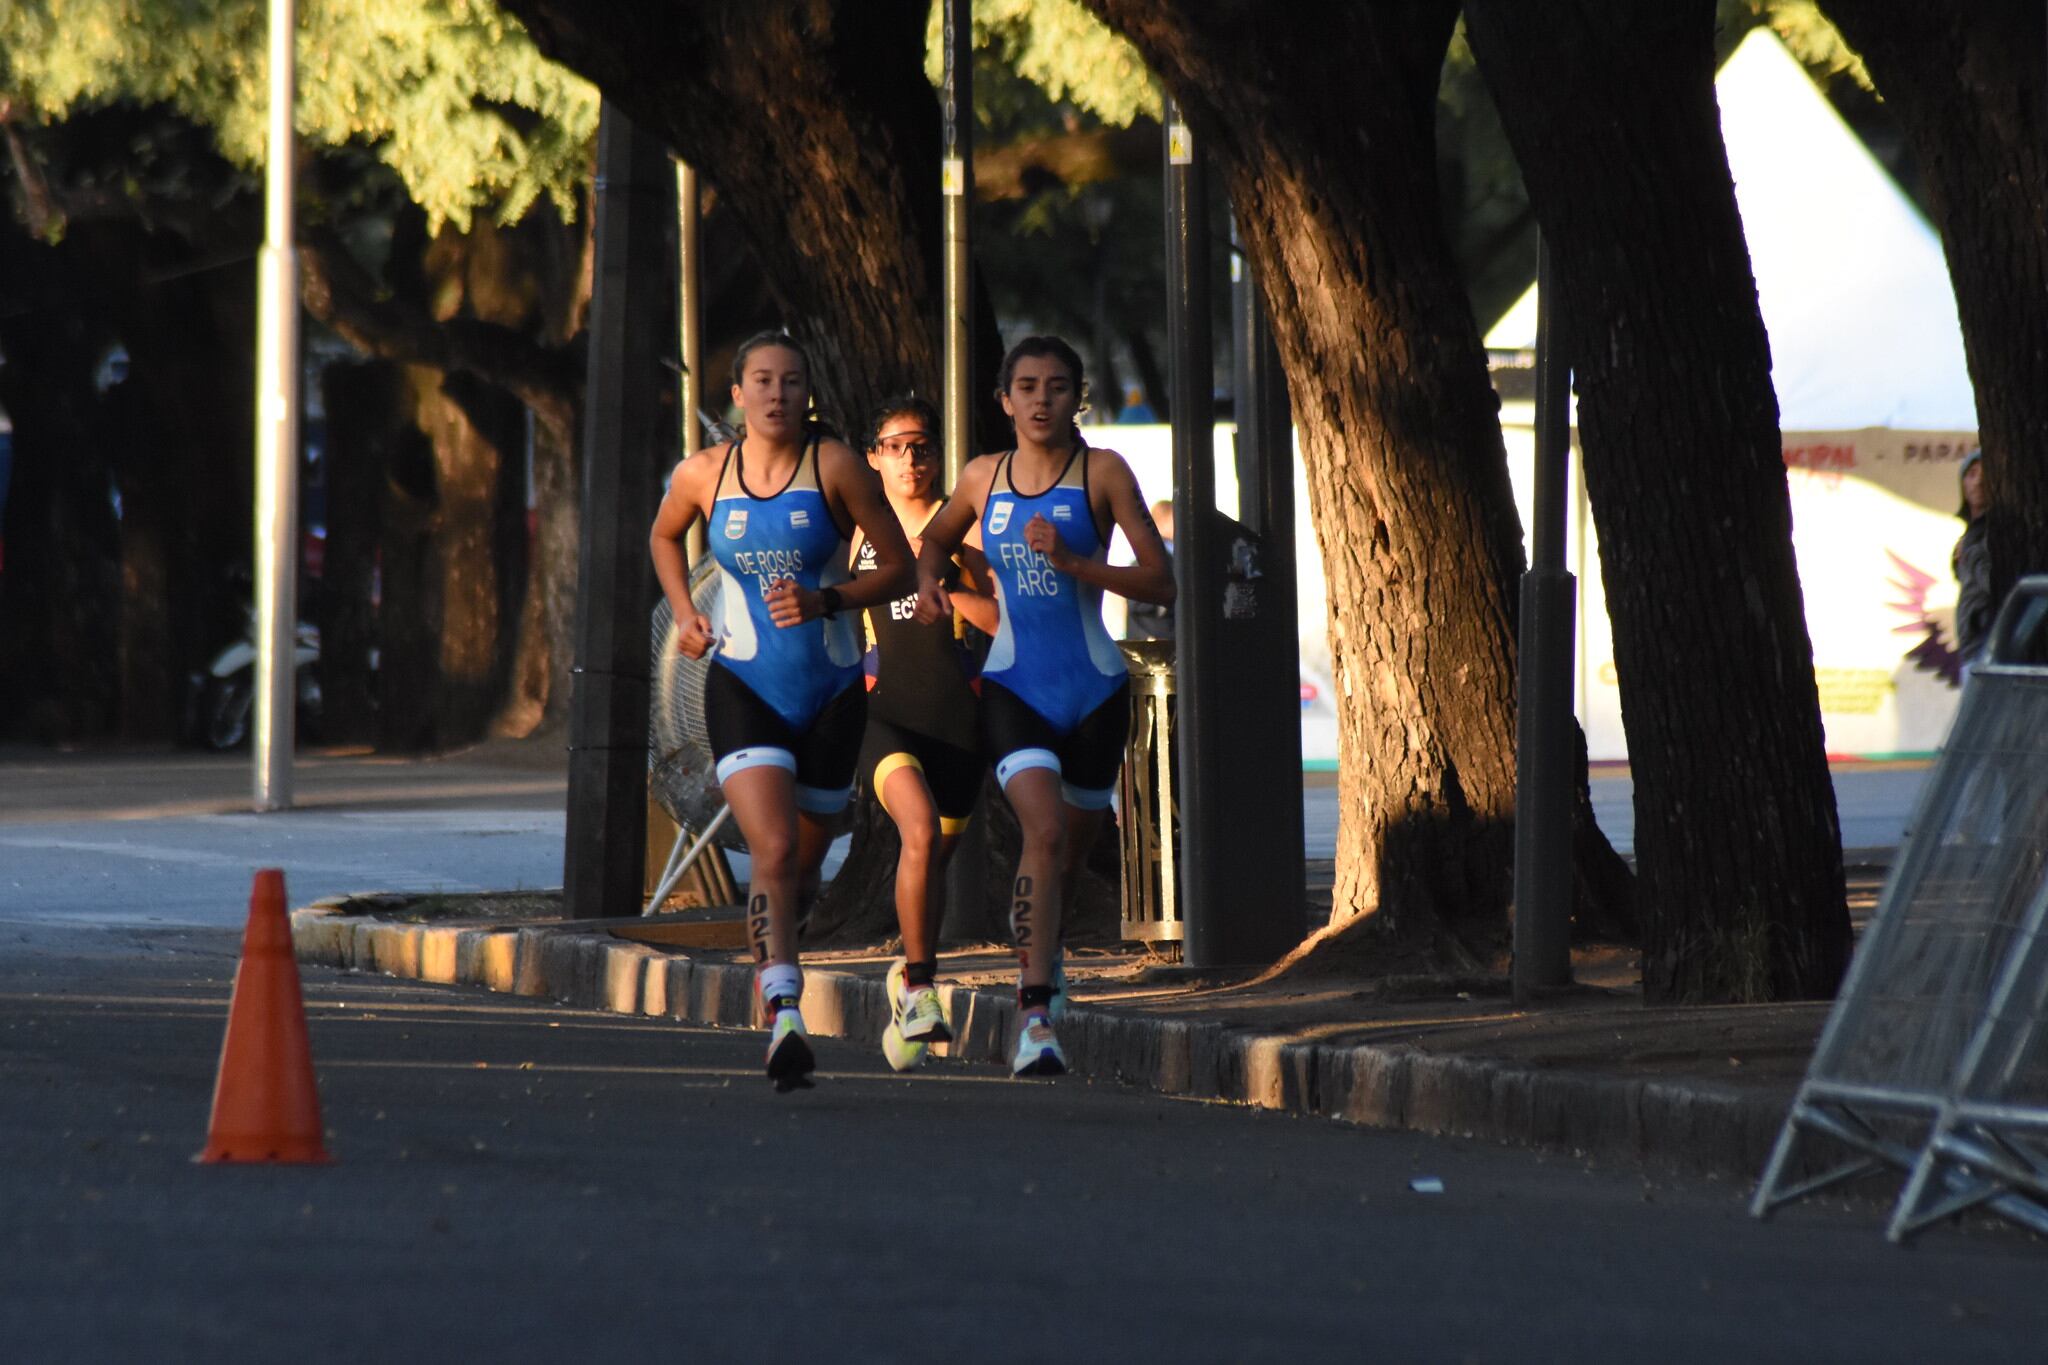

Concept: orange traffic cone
[[196, 868, 331, 1164]]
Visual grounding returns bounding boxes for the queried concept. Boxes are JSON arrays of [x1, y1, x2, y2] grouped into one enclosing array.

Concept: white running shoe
[[766, 1006, 815, 1091], [1010, 1011, 1068, 1078]]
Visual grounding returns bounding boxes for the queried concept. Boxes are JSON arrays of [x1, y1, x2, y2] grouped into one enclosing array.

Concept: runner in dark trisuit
[[650, 332, 914, 1091], [848, 395, 999, 1071], [913, 337, 1175, 1077]]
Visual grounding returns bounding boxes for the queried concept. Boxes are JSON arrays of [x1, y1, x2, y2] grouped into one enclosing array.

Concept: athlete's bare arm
[[765, 440, 914, 628], [949, 542, 1001, 636], [1021, 448, 1177, 605], [914, 453, 998, 624], [650, 443, 729, 658]]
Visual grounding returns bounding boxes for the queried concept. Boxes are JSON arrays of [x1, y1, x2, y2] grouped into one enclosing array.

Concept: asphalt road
[[4, 930, 2044, 1364], [1, 746, 2028, 1361]]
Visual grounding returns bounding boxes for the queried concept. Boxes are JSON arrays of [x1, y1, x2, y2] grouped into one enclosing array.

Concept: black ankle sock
[[1019, 983, 1055, 1010], [905, 960, 938, 989]]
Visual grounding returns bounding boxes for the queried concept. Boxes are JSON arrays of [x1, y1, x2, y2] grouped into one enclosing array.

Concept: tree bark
[[1084, 0, 1631, 967], [1820, 0, 2048, 609], [317, 359, 401, 743], [1466, 0, 1849, 1001]]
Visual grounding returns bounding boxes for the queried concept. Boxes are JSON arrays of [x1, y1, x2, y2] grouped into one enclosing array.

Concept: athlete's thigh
[[979, 678, 1060, 777], [1053, 679, 1132, 808], [721, 761, 799, 861], [917, 733, 986, 832], [1001, 761, 1068, 840], [704, 660, 800, 774], [877, 759, 940, 835], [790, 680, 866, 816]]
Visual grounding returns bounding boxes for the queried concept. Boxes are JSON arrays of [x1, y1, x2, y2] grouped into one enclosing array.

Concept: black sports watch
[[817, 586, 844, 618]]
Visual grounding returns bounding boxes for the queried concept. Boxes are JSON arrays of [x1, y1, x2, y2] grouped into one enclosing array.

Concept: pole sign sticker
[[1168, 123, 1194, 165], [942, 157, 966, 197]]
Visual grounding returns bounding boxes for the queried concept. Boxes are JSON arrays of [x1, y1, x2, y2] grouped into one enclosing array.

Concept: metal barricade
[[1118, 641, 1180, 947], [1752, 577, 2048, 1238], [1883, 583, 2048, 1240]]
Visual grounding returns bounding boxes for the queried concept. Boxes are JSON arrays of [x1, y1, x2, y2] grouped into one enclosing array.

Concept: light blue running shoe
[[1010, 1011, 1067, 1078]]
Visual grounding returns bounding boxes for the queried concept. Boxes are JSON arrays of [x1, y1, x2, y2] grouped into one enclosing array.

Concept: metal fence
[[1753, 578, 2048, 1240]]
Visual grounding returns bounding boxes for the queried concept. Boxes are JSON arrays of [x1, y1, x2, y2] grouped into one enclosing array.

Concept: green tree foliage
[[1721, 0, 1871, 88], [926, 0, 1158, 128], [0, 0, 596, 231]]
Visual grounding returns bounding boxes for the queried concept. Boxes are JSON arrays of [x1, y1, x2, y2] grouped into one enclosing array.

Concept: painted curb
[[291, 900, 1789, 1183]]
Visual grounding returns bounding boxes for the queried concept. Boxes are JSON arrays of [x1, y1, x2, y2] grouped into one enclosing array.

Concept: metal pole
[[1163, 97, 1222, 963], [1512, 232, 1577, 1001], [941, 0, 973, 488], [676, 159, 707, 565], [252, 0, 299, 812]]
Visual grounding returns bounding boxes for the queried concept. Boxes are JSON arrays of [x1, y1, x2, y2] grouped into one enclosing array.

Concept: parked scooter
[[194, 602, 322, 750]]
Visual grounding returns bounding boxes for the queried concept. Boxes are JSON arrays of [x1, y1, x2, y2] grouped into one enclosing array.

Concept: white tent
[[1489, 28, 1979, 759], [1487, 29, 1975, 431]]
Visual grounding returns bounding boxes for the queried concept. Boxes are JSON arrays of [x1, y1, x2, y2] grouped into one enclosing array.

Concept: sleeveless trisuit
[[976, 446, 1131, 809], [851, 502, 986, 833], [702, 434, 865, 813]]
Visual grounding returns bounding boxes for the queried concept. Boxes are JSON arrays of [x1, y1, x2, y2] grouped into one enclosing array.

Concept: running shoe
[[881, 959, 923, 1072], [1010, 1011, 1068, 1078], [900, 986, 951, 1043], [766, 1006, 816, 1091], [881, 960, 952, 1072]]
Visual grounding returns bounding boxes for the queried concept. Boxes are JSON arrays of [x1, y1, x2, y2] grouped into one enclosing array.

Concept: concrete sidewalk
[[291, 891, 1843, 1187]]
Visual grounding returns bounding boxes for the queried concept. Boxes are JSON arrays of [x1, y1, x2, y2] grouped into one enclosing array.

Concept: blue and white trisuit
[[977, 444, 1131, 809], [701, 432, 865, 814]]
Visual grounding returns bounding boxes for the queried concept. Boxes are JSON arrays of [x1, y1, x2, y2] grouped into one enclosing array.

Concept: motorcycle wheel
[[203, 673, 255, 750]]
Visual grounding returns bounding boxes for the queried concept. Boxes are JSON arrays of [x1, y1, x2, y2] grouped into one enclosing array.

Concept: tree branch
[[299, 224, 582, 444]]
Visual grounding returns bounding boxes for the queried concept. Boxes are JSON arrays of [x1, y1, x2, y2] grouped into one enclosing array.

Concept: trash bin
[[1117, 640, 1181, 947]]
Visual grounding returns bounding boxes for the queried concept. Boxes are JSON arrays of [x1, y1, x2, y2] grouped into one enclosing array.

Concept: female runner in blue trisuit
[[913, 336, 1175, 1076], [650, 332, 914, 1090]]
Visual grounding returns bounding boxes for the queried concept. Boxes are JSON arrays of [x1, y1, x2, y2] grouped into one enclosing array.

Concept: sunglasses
[[874, 433, 937, 458]]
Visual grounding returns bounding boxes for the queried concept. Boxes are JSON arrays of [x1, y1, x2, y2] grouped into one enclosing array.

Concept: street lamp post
[[252, 0, 300, 812], [941, 0, 972, 489]]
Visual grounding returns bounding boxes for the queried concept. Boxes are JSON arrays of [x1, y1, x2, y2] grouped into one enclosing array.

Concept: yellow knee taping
[[871, 752, 925, 819]]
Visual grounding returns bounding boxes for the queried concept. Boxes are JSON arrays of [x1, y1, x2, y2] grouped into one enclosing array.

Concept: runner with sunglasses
[[850, 396, 1000, 1070]]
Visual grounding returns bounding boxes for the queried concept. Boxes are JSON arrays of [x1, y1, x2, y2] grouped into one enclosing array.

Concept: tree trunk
[[1466, 0, 1849, 1002], [1084, 0, 1632, 968], [1820, 0, 2048, 610], [318, 359, 401, 743], [495, 203, 591, 738]]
